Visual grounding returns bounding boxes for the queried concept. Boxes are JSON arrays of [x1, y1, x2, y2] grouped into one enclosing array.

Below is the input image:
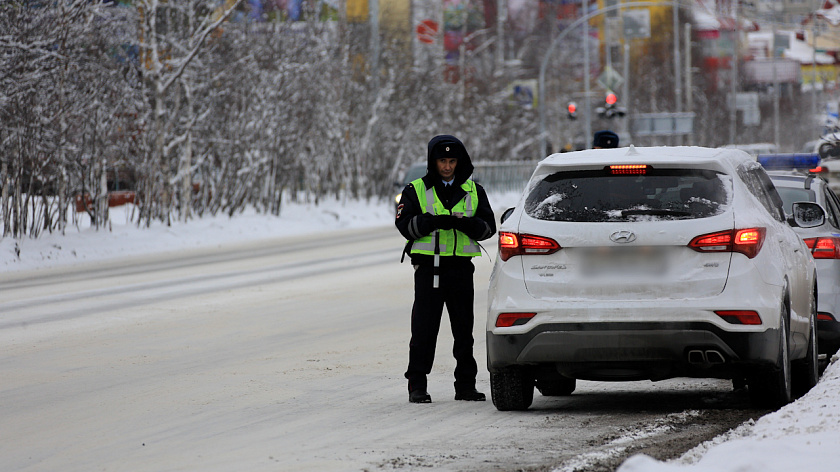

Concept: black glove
[[452, 216, 474, 233], [432, 215, 457, 230]]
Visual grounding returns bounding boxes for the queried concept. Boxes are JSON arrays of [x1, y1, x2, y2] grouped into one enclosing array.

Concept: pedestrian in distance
[[593, 130, 619, 149], [394, 135, 497, 404]]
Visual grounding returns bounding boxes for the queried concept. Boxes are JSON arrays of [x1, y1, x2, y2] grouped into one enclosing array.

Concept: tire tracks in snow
[[0, 229, 401, 329]]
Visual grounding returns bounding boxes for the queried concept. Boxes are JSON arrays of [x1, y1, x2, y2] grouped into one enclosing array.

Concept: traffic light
[[567, 102, 577, 120], [598, 91, 626, 119]]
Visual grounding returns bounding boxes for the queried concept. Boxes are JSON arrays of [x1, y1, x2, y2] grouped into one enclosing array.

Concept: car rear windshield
[[774, 187, 816, 214], [524, 168, 729, 222]]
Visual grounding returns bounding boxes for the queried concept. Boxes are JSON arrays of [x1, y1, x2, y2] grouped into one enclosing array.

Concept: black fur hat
[[425, 135, 474, 185], [593, 130, 619, 148]]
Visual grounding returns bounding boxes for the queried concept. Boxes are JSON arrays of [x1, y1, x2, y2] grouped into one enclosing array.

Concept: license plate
[[580, 246, 669, 278]]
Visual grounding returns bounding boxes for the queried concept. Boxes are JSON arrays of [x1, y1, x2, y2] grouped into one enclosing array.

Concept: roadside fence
[[473, 160, 540, 194]]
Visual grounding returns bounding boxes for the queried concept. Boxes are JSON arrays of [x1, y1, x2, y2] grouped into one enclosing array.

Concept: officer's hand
[[452, 216, 474, 233], [432, 215, 456, 230]]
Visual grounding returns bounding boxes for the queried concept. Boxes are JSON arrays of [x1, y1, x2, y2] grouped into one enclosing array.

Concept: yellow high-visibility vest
[[409, 178, 481, 257]]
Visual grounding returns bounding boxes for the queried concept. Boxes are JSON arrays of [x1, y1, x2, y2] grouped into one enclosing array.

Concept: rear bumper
[[487, 321, 778, 381]]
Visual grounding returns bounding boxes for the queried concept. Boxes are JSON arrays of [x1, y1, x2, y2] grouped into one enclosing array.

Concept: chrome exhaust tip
[[705, 350, 726, 364], [688, 350, 706, 364]]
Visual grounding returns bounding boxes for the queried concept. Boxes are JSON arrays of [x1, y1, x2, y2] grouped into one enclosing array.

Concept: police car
[[487, 146, 825, 411], [761, 153, 840, 359]]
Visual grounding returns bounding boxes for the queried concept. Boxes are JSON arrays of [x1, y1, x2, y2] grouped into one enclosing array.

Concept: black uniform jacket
[[395, 135, 496, 266]]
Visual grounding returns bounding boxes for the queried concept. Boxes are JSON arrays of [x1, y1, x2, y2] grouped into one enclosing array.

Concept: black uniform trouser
[[405, 258, 478, 393]]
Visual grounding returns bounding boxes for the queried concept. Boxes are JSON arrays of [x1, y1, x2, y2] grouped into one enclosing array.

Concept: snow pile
[[0, 198, 395, 272], [618, 356, 840, 472]]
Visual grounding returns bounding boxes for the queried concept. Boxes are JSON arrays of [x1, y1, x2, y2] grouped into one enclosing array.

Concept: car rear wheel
[[748, 302, 792, 408], [792, 290, 819, 398], [490, 367, 534, 411], [536, 375, 576, 396]]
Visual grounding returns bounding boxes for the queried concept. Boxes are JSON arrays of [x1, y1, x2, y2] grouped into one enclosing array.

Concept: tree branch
[[159, 0, 243, 93]]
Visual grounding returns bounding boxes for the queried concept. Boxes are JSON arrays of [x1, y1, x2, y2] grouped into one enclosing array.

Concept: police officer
[[395, 135, 496, 404], [593, 130, 619, 148]]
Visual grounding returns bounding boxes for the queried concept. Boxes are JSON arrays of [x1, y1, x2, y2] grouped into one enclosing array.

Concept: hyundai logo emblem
[[610, 231, 636, 243]]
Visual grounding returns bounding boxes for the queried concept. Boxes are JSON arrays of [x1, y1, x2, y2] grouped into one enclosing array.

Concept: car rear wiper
[[621, 209, 692, 217]]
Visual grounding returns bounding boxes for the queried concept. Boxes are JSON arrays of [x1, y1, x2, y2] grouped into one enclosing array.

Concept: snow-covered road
[[1, 226, 773, 471]]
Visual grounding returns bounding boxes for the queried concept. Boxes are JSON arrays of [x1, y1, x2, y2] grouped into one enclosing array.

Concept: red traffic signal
[[605, 92, 617, 106], [567, 101, 577, 120]]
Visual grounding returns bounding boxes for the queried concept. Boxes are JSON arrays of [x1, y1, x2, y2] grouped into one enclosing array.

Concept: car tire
[[748, 302, 792, 408], [792, 290, 819, 398], [490, 367, 534, 411], [536, 375, 576, 396]]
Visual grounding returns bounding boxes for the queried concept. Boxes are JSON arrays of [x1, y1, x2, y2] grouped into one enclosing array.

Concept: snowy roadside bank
[[0, 198, 396, 273], [617, 355, 840, 472]]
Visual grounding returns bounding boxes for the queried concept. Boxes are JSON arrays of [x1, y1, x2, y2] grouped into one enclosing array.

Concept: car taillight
[[499, 232, 561, 261], [715, 310, 763, 325], [496, 312, 537, 327], [689, 228, 766, 259], [818, 312, 836, 322], [803, 237, 840, 259]]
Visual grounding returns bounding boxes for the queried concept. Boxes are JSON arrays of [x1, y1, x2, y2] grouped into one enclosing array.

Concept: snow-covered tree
[[132, 0, 242, 226], [0, 1, 139, 237]]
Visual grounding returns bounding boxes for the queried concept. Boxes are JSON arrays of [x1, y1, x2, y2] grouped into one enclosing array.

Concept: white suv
[[487, 146, 824, 410]]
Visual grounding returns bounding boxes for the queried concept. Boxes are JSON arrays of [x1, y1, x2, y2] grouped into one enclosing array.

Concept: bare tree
[[133, 0, 242, 226], [0, 1, 138, 238]]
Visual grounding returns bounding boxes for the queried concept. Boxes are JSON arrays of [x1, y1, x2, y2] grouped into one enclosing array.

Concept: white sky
[[2, 196, 839, 471]]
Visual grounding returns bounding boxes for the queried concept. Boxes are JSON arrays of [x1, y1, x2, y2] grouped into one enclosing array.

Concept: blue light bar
[[757, 153, 821, 170]]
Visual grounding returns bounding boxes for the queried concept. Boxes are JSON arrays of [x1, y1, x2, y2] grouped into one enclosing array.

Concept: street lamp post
[[583, 0, 592, 152]]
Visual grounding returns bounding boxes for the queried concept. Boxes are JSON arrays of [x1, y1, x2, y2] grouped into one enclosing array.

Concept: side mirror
[[500, 207, 515, 224], [790, 202, 825, 228]]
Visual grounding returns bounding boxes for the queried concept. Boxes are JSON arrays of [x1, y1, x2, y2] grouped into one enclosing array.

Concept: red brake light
[[735, 228, 764, 247], [499, 232, 561, 261], [521, 235, 559, 252], [500, 232, 518, 246], [715, 310, 762, 325], [804, 237, 840, 259], [499, 232, 520, 262], [689, 228, 766, 259], [609, 164, 648, 175], [818, 312, 836, 321], [496, 312, 537, 327], [690, 230, 732, 249]]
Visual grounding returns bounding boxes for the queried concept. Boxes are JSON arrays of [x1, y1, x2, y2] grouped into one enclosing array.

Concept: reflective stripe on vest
[[409, 178, 481, 258]]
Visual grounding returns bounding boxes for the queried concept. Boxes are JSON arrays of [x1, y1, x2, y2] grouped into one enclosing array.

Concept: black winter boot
[[409, 390, 432, 403], [454, 388, 486, 401]]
